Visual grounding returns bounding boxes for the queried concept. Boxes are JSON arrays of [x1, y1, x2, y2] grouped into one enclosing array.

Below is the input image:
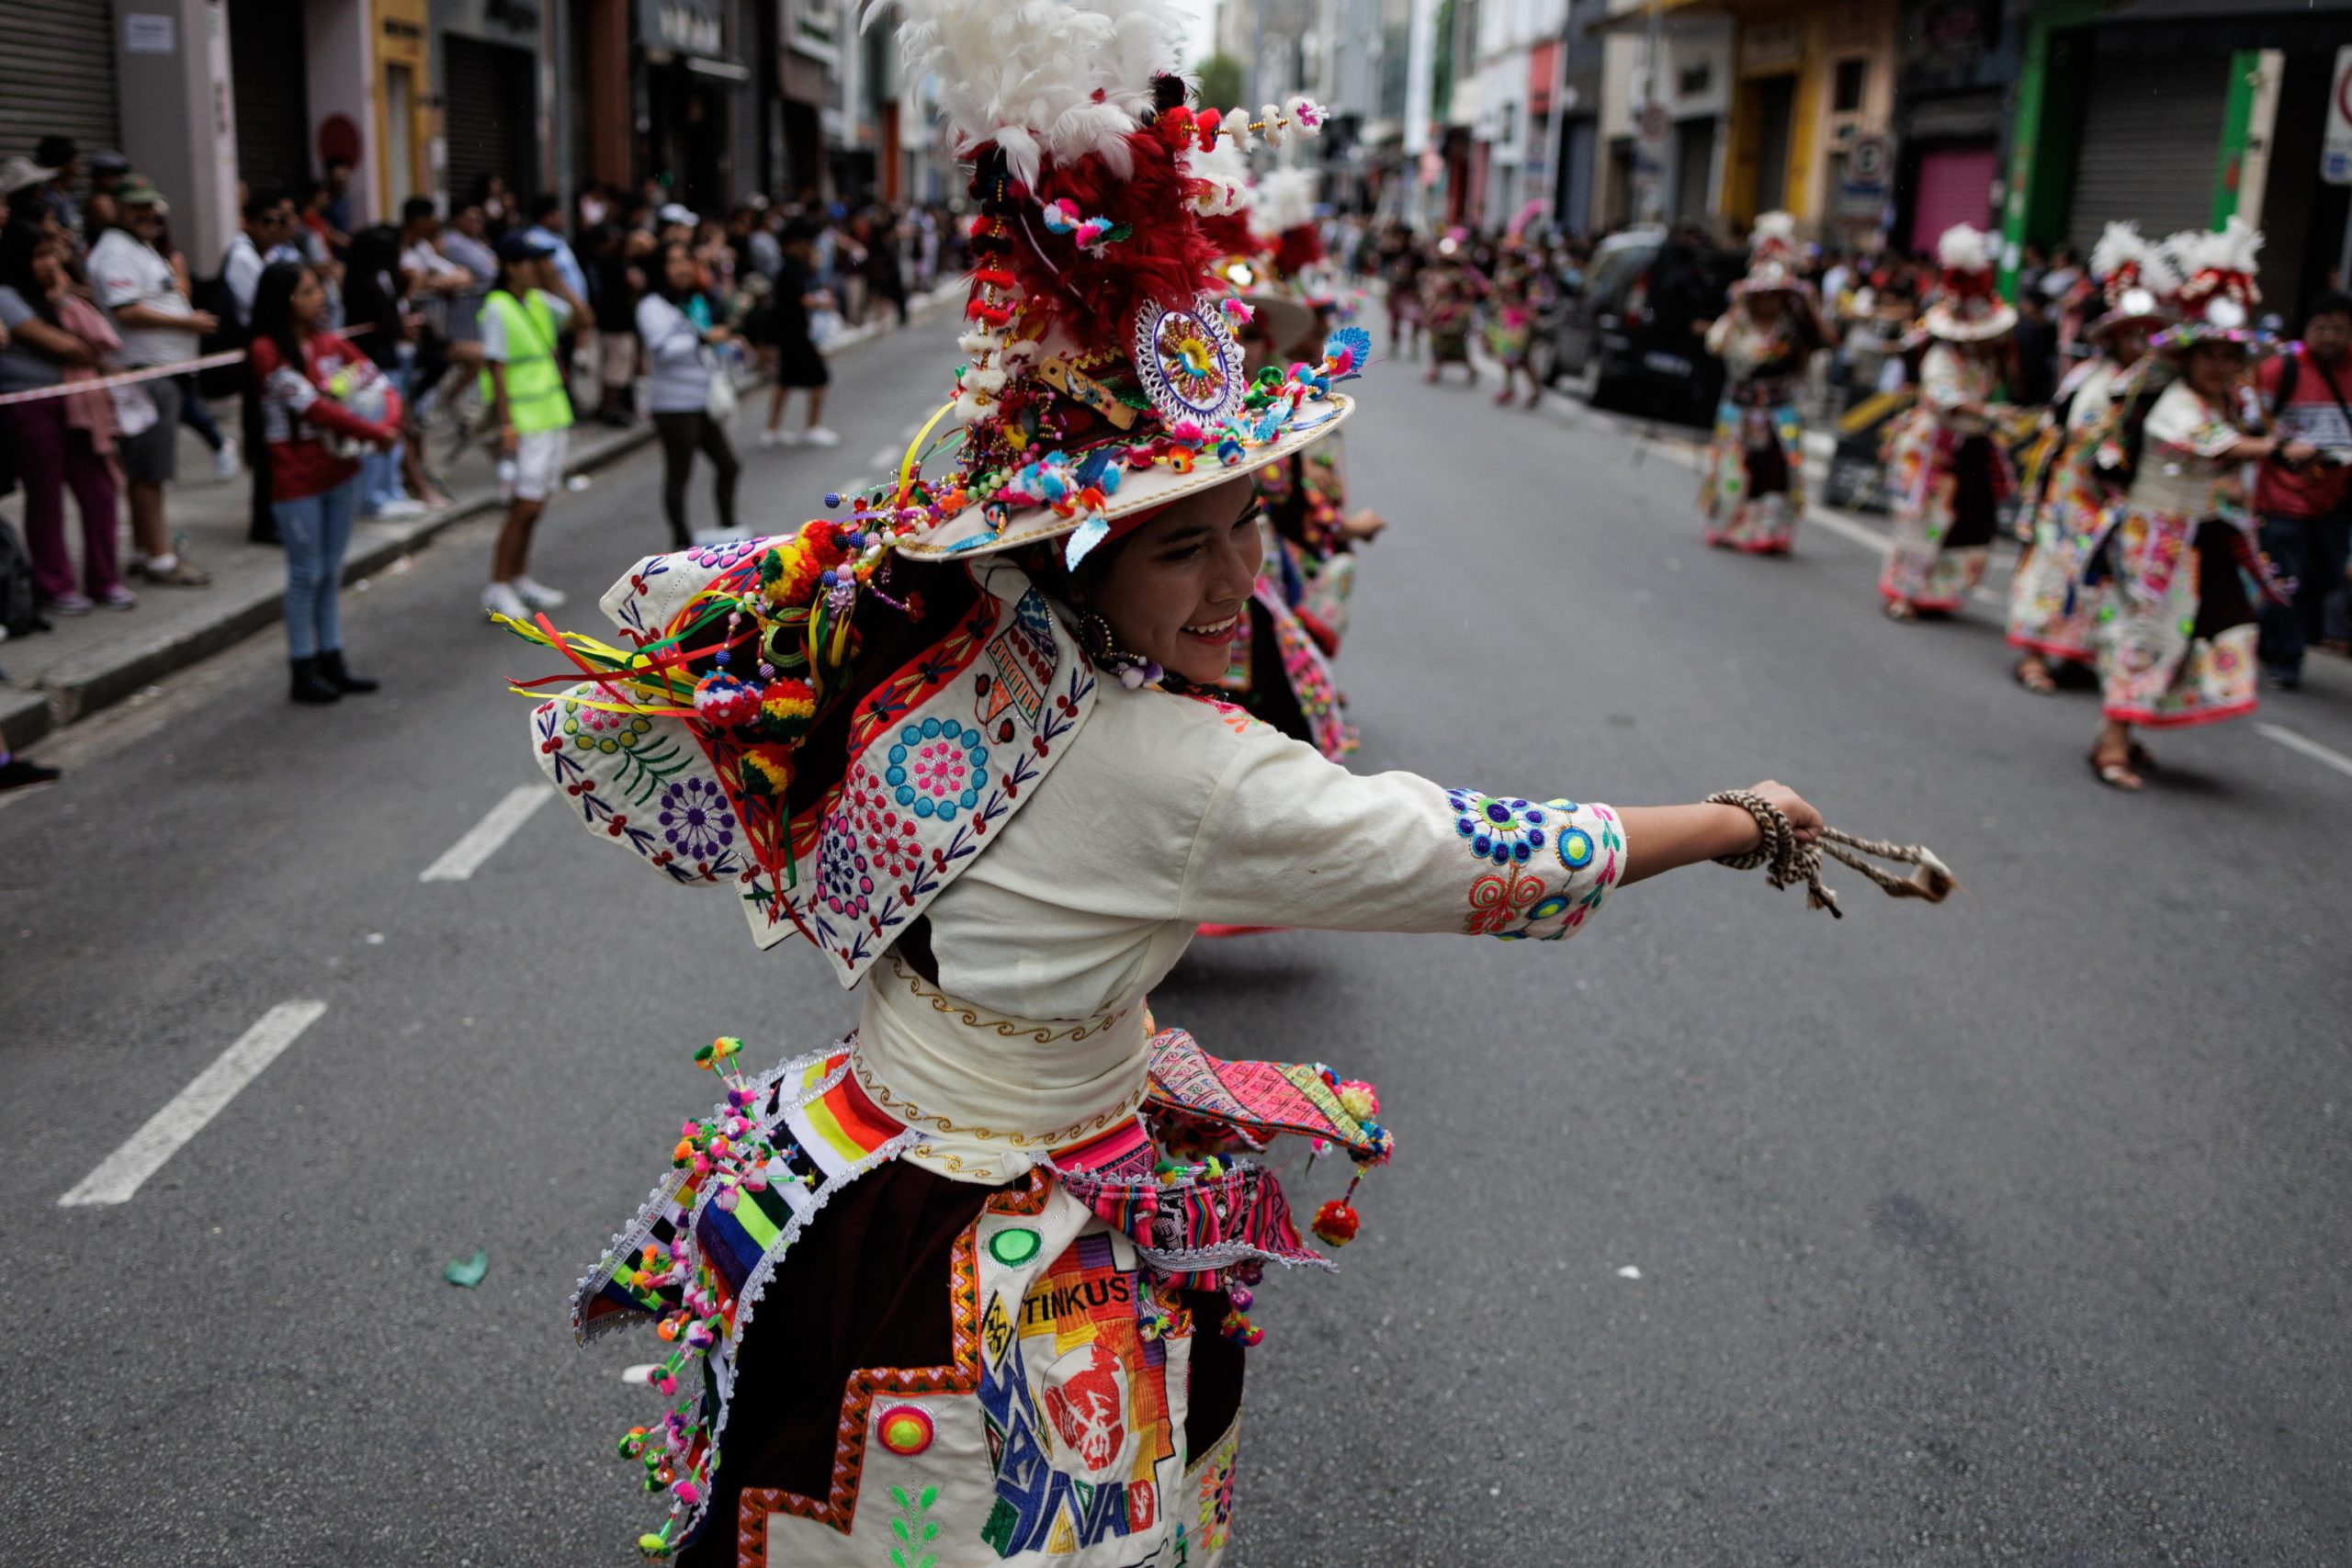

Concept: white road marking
[[420, 784, 552, 882], [865, 446, 901, 470], [2256, 722, 2352, 781], [1800, 503, 1890, 554], [59, 1001, 330, 1206]]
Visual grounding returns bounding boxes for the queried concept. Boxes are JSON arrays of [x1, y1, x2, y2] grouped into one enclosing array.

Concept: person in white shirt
[[87, 177, 215, 585], [635, 240, 741, 548]]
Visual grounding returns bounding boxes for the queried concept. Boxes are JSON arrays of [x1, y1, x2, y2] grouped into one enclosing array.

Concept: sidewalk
[[0, 288, 954, 750]]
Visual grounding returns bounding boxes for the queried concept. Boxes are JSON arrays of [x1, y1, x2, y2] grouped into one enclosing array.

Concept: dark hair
[[342, 224, 406, 339], [650, 239, 697, 305], [243, 188, 288, 223], [0, 220, 60, 322], [782, 217, 821, 247], [248, 260, 316, 381], [2302, 290, 2352, 329], [401, 196, 437, 227], [529, 193, 562, 224]]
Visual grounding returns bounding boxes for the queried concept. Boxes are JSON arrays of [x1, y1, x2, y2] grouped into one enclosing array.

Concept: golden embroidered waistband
[[854, 957, 1152, 1180]]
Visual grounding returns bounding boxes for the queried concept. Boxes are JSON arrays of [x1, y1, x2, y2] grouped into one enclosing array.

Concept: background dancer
[[1699, 212, 1830, 556], [2007, 222, 2173, 693], [2086, 220, 2310, 790], [1880, 224, 2019, 622]]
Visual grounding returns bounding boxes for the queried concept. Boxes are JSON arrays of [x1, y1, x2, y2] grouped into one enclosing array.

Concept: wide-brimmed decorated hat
[[2083, 220, 2177, 344], [1922, 224, 2017, 342], [1730, 210, 1809, 298], [865, 0, 1362, 567], [2153, 217, 2267, 353]]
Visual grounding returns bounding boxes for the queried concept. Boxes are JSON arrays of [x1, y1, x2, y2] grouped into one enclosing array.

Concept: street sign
[[1834, 134, 1892, 227], [1635, 102, 1670, 144], [2326, 46, 2352, 186], [1848, 134, 1891, 186]]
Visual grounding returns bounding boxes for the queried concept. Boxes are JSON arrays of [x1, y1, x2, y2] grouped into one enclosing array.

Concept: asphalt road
[[6, 318, 2350, 1568]]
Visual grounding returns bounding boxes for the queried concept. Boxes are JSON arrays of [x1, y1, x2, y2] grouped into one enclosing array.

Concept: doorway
[[1745, 73, 1795, 215]]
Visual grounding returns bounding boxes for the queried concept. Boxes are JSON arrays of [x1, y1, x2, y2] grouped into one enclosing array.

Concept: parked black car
[[1533, 226, 1745, 426]]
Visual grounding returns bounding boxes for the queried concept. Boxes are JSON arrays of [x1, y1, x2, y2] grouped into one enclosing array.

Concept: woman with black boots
[[248, 261, 401, 704]]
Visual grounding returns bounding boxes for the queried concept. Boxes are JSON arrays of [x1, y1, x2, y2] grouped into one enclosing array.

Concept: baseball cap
[[495, 230, 558, 264], [115, 175, 169, 214], [658, 203, 697, 228], [87, 149, 132, 176], [0, 154, 59, 196]]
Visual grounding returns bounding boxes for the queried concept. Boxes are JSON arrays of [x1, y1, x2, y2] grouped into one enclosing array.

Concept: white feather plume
[[1252, 166, 1318, 236], [867, 0, 1192, 186], [2088, 220, 2146, 287], [1751, 210, 1796, 248], [1936, 223, 1993, 275], [2166, 215, 2264, 283]]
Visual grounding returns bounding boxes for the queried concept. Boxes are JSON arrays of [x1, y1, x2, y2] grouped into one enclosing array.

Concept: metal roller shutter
[[2065, 50, 2227, 254], [230, 0, 313, 197], [0, 0, 119, 164], [443, 36, 537, 211]]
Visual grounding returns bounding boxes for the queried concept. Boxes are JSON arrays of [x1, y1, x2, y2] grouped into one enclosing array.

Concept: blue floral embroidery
[[657, 775, 737, 861], [884, 716, 990, 822], [1447, 789, 1554, 866]]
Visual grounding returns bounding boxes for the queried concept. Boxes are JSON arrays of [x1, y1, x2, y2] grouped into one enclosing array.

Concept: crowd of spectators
[[0, 128, 968, 784]]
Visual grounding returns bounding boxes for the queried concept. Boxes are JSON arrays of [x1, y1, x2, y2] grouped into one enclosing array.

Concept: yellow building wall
[[371, 0, 434, 215], [1719, 0, 1898, 234]]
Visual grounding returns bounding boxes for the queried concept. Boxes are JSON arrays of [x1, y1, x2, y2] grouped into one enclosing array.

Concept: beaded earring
[[1077, 610, 1164, 691]]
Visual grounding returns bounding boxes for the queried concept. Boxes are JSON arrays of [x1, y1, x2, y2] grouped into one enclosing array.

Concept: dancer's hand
[[1744, 780, 1823, 845]]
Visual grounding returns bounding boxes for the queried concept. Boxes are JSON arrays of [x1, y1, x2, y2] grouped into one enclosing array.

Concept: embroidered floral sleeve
[[1176, 719, 1623, 940]]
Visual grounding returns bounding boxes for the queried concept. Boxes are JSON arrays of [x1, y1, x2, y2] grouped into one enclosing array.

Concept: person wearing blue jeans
[[248, 260, 402, 703], [357, 361, 412, 514], [278, 476, 362, 669]]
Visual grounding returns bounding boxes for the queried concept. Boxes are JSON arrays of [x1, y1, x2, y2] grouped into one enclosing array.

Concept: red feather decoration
[[1198, 211, 1258, 259], [1272, 224, 1326, 280], [995, 127, 1220, 345]]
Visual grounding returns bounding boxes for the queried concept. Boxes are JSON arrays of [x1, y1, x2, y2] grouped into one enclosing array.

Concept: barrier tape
[[0, 349, 251, 407], [0, 321, 379, 409]]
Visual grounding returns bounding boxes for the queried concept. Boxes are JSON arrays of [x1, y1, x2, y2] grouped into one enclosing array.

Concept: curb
[[0, 286, 956, 751]]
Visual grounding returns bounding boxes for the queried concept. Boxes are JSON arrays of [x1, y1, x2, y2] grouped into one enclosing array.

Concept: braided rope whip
[[1705, 790, 1959, 919]]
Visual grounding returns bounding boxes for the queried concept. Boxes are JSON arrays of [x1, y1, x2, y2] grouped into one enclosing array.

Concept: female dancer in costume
[[1879, 224, 2019, 620], [1699, 212, 1829, 556], [2086, 220, 2310, 790], [2005, 222, 2172, 694], [1419, 232, 1482, 386], [1485, 243, 1549, 408], [508, 12, 1896, 1563]]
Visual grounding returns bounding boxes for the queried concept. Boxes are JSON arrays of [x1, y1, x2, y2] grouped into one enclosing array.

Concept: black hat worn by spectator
[[86, 149, 131, 177], [34, 136, 77, 171]]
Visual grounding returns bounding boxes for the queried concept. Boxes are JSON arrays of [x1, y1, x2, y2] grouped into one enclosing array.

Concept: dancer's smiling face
[[1084, 478, 1262, 686]]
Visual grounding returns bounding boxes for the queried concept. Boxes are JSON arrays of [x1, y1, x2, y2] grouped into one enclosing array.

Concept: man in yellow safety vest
[[480, 230, 588, 624]]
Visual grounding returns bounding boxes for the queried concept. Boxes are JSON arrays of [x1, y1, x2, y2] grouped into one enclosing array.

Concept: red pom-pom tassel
[[1311, 1199, 1361, 1247]]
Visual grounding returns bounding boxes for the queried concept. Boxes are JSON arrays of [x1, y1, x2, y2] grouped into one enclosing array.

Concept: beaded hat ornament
[[1922, 223, 2019, 344], [2083, 220, 2179, 344], [865, 0, 1364, 566], [2154, 217, 2267, 350], [1730, 209, 1809, 298]]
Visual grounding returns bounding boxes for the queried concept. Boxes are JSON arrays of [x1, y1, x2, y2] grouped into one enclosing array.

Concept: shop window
[[1678, 62, 1710, 99], [1833, 58, 1866, 115]]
